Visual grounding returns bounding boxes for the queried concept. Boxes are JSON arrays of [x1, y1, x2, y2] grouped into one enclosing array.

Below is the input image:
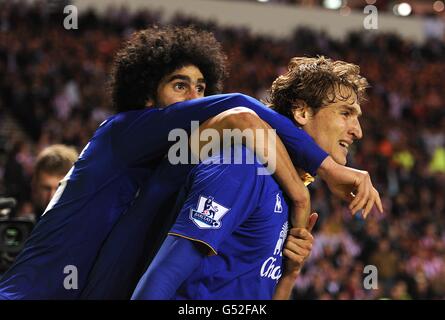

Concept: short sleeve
[[169, 147, 264, 254]]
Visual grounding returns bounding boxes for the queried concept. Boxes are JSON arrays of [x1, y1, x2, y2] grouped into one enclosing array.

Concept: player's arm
[[131, 235, 205, 300], [194, 107, 310, 228], [192, 101, 382, 219], [190, 94, 383, 218], [114, 93, 382, 218], [194, 107, 382, 224], [273, 213, 317, 300], [114, 93, 327, 177]]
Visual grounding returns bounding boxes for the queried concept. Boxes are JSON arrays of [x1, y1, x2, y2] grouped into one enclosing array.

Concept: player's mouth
[[339, 140, 352, 154]]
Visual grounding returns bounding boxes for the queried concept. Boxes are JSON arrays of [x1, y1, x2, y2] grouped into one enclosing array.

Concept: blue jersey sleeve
[[112, 93, 327, 175], [131, 235, 204, 300], [169, 147, 264, 254]]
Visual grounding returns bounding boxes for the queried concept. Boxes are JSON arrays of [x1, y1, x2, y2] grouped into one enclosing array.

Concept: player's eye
[[173, 82, 187, 91], [196, 85, 206, 93]]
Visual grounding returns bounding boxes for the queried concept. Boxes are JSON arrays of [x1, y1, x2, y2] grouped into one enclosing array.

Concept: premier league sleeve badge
[[189, 195, 230, 229]]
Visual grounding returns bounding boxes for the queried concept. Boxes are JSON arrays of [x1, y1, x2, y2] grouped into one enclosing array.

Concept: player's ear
[[291, 100, 311, 126]]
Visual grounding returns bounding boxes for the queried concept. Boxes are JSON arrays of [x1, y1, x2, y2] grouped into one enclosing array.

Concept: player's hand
[[317, 156, 383, 218], [282, 212, 318, 278]]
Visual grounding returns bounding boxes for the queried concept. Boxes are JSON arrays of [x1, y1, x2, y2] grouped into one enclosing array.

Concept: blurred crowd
[[0, 1, 444, 299]]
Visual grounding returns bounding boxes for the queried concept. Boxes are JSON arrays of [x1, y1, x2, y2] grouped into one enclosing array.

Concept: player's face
[[147, 65, 206, 108], [297, 86, 363, 165], [32, 172, 63, 212]]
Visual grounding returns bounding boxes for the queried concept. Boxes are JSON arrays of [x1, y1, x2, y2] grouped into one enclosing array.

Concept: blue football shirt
[[170, 146, 289, 300]]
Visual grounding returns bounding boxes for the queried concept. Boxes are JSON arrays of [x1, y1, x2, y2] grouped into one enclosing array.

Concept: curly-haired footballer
[[0, 26, 381, 300]]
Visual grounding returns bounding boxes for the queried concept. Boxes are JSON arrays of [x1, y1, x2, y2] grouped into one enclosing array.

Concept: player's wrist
[[281, 269, 301, 282], [317, 155, 337, 180], [289, 185, 310, 208]]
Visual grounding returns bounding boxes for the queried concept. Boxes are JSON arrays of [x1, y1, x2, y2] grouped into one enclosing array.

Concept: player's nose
[[350, 118, 363, 140], [188, 88, 201, 100]]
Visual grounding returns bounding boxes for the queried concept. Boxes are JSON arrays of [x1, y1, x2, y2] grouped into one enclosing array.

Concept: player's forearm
[[252, 120, 310, 228], [227, 111, 310, 216], [195, 109, 310, 227], [317, 155, 338, 179], [273, 273, 299, 300], [131, 236, 203, 300]]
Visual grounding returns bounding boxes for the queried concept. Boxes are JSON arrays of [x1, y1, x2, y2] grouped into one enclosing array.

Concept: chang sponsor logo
[[260, 221, 288, 281]]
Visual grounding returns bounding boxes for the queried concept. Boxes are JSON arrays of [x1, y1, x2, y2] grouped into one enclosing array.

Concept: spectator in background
[[31, 144, 78, 218], [369, 238, 399, 290]]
